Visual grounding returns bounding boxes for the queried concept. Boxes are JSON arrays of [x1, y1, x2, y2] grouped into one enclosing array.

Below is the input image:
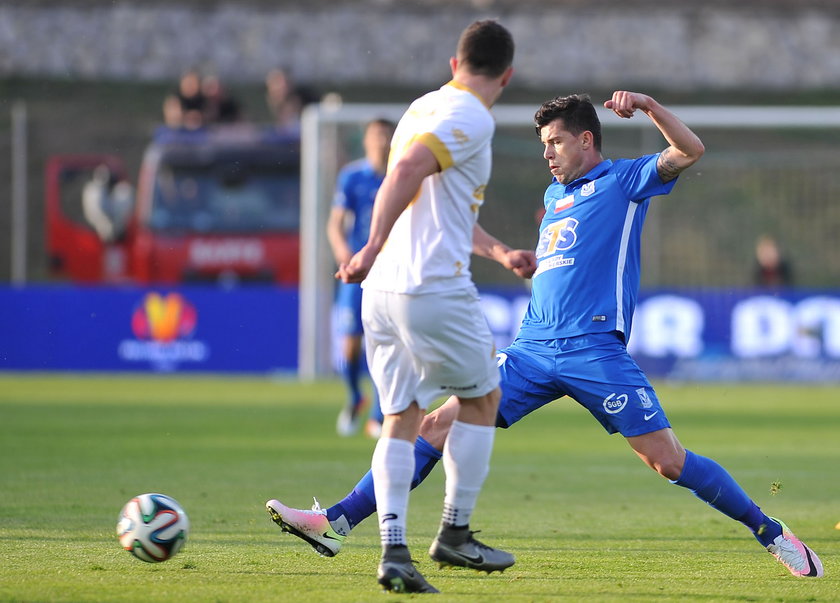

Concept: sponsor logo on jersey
[[452, 128, 469, 144], [581, 182, 596, 197], [536, 217, 579, 257], [603, 392, 628, 414], [533, 255, 575, 277]]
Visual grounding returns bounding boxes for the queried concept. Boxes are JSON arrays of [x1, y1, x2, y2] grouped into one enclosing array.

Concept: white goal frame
[[298, 101, 840, 379]]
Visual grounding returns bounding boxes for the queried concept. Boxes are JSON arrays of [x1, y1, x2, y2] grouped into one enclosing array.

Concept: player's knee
[[630, 429, 685, 480], [457, 390, 500, 426], [418, 405, 455, 450], [648, 453, 684, 481], [635, 447, 684, 480]]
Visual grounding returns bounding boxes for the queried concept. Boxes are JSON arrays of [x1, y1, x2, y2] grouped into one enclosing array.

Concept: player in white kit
[[330, 20, 533, 594]]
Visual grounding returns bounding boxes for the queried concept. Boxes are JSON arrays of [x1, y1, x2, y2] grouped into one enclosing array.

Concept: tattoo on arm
[[657, 148, 683, 182]]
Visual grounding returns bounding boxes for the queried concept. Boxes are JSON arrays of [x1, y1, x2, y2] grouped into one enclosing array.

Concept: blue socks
[[672, 450, 781, 546], [326, 435, 442, 529], [343, 357, 364, 410], [327, 443, 784, 548]]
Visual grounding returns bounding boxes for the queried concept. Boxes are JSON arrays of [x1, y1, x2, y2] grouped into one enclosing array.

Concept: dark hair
[[456, 20, 514, 78], [366, 118, 396, 132], [534, 94, 602, 152]]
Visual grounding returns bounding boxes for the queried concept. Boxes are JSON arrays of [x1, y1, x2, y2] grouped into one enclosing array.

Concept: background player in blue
[[270, 91, 823, 579], [327, 118, 395, 437]]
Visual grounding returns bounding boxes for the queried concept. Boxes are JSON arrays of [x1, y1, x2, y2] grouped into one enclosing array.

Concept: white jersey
[[362, 81, 495, 295]]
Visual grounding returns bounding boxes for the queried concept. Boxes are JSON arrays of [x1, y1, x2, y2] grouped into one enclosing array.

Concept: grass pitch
[[1, 374, 838, 602]]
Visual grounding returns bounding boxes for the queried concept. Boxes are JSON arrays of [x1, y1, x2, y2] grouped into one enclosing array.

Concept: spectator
[[201, 74, 242, 124], [163, 69, 207, 130], [82, 164, 134, 242], [754, 234, 793, 287], [265, 67, 294, 123], [265, 68, 317, 134]]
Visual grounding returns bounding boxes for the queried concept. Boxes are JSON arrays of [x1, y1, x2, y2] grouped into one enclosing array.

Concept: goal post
[[298, 101, 840, 380]]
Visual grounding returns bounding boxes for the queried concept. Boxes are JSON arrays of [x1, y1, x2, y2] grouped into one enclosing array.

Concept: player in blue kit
[[327, 119, 395, 437], [268, 91, 823, 579]]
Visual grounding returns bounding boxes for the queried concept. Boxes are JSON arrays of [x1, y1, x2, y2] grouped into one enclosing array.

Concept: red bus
[[46, 127, 301, 285]]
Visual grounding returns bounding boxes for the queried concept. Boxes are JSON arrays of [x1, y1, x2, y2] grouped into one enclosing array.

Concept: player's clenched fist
[[604, 91, 652, 119], [336, 246, 377, 283]]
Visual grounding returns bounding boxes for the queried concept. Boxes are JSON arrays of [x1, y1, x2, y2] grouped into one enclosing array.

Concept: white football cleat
[[266, 498, 345, 557], [766, 517, 823, 578]]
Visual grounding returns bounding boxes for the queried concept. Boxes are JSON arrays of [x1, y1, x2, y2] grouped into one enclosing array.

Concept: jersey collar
[[445, 80, 491, 109]]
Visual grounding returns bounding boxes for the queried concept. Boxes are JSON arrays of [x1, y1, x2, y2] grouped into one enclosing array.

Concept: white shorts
[[362, 286, 500, 415]]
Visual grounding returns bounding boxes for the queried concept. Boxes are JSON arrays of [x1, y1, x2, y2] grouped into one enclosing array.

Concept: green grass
[[1, 375, 838, 602]]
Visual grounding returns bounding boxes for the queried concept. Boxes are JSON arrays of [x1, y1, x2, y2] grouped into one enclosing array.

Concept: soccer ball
[[116, 493, 189, 563]]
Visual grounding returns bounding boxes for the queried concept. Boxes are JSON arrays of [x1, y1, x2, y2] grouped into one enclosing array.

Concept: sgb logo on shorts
[[603, 392, 628, 414]]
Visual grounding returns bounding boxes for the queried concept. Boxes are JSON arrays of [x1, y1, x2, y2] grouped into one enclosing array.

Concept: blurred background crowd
[[161, 67, 319, 134]]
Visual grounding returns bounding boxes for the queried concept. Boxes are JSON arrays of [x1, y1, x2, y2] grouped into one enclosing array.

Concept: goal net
[[298, 100, 840, 379]]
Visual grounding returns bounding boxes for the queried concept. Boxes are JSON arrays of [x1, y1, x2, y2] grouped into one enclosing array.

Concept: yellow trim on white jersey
[[446, 80, 490, 109], [415, 132, 454, 171]]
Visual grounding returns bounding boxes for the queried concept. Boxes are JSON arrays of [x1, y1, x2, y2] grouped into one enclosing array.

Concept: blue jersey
[[518, 154, 676, 341], [332, 158, 384, 253]]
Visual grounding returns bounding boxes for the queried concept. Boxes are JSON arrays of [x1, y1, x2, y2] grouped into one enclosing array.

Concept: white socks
[[441, 420, 495, 528], [372, 437, 415, 547], [372, 420, 496, 549]]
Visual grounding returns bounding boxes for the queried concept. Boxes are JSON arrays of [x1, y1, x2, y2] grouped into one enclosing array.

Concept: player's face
[[540, 120, 589, 185], [364, 124, 394, 172]]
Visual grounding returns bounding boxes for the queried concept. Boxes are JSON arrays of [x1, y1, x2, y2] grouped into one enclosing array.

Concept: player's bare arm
[[326, 206, 353, 266], [472, 224, 537, 279], [604, 91, 704, 183], [337, 142, 440, 283]]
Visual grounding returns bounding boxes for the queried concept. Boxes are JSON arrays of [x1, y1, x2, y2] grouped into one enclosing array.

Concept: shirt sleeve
[[613, 154, 677, 202], [415, 102, 494, 172], [332, 166, 353, 209]]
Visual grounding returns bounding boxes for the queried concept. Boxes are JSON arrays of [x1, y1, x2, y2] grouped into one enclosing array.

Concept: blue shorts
[[335, 281, 363, 336], [495, 332, 671, 437]]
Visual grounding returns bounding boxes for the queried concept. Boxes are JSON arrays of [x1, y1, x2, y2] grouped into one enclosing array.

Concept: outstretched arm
[[473, 223, 537, 279], [604, 91, 705, 182]]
